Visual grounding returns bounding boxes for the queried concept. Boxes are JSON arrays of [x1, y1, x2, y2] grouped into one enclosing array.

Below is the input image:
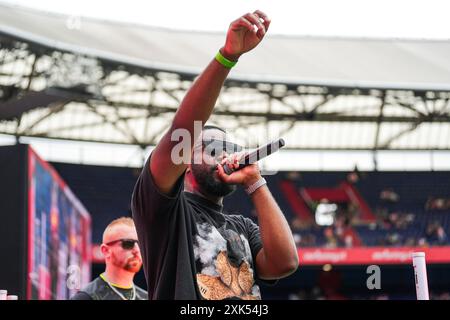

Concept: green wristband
[[215, 51, 237, 68]]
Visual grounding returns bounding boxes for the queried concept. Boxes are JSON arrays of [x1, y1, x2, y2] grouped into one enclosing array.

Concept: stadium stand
[[51, 162, 450, 248]]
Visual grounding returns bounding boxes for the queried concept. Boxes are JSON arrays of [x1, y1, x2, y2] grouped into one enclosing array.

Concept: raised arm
[[150, 10, 271, 195]]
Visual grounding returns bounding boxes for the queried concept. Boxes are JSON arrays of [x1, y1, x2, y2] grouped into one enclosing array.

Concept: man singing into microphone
[[131, 10, 298, 300]]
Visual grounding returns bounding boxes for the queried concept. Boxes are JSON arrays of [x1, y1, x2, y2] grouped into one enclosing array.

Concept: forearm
[[171, 56, 231, 136], [150, 55, 232, 193], [250, 185, 298, 270]]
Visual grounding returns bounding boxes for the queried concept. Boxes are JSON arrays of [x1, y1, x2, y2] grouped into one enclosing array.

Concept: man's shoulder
[[70, 277, 106, 300], [69, 277, 103, 300], [224, 212, 251, 224], [70, 290, 93, 300], [224, 213, 260, 233], [132, 155, 186, 203]]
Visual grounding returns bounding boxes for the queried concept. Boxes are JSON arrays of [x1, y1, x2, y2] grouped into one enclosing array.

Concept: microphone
[[223, 138, 286, 175]]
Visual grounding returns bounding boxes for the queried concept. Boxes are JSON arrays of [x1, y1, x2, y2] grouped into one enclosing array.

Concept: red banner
[[298, 247, 450, 265]]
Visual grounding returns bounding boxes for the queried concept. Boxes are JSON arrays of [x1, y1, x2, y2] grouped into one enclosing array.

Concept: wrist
[[220, 47, 241, 62], [243, 174, 263, 189], [244, 177, 267, 196]]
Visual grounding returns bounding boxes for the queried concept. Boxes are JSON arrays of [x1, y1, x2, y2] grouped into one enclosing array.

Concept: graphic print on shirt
[[193, 222, 261, 300]]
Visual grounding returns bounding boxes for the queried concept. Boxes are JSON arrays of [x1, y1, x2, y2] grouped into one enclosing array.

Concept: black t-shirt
[[131, 156, 265, 300]]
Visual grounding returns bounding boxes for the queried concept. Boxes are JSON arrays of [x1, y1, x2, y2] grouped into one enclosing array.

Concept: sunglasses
[[202, 139, 243, 157], [105, 239, 139, 250]]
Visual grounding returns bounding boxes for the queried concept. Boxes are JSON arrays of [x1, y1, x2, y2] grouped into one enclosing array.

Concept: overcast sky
[[1, 0, 450, 39]]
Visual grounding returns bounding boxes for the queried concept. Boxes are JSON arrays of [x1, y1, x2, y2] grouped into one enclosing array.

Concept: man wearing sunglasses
[[70, 217, 147, 300], [132, 10, 298, 300]]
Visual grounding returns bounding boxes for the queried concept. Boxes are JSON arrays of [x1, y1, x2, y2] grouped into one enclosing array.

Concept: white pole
[[412, 252, 430, 300], [0, 290, 7, 300]]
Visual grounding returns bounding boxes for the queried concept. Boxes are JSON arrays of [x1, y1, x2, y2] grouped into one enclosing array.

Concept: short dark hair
[[203, 125, 226, 133]]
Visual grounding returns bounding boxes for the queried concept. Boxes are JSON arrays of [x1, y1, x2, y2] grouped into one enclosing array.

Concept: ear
[[100, 244, 110, 259]]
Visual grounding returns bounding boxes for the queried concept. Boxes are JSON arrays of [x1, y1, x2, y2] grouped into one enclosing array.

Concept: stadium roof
[[1, 2, 450, 91], [0, 3, 449, 154]]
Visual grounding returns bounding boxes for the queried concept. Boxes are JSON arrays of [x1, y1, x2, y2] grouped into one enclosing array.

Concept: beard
[[112, 253, 142, 273], [124, 257, 142, 273], [191, 163, 236, 197]]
